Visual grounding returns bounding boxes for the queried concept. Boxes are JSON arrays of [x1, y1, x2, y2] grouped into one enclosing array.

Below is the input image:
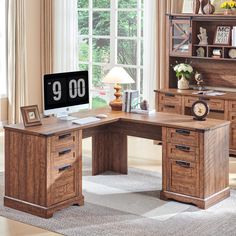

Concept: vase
[[224, 9, 233, 15], [203, 0, 215, 14], [178, 75, 189, 90]]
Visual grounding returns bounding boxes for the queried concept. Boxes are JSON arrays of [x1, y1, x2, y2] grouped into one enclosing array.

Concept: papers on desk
[[192, 90, 226, 96], [131, 109, 156, 115]]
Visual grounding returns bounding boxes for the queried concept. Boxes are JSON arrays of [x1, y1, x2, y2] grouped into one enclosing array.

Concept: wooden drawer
[[184, 96, 198, 108], [159, 93, 181, 105], [229, 112, 236, 123], [167, 128, 199, 146], [168, 160, 199, 197], [52, 148, 77, 167], [159, 104, 182, 114], [51, 132, 77, 151], [167, 143, 199, 162], [207, 99, 224, 111], [230, 124, 236, 149], [229, 101, 236, 111], [51, 165, 77, 204]]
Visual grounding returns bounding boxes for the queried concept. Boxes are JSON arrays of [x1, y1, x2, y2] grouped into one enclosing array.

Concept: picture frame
[[20, 105, 42, 127], [214, 26, 231, 45]]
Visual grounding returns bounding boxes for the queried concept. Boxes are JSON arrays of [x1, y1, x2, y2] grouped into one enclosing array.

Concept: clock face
[[192, 100, 209, 120]]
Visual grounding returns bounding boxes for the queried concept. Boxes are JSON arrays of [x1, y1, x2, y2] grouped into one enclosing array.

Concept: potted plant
[[174, 63, 193, 90], [220, 1, 236, 15]]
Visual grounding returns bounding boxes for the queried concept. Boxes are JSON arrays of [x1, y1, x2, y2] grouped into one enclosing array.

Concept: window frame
[[77, 0, 144, 105]]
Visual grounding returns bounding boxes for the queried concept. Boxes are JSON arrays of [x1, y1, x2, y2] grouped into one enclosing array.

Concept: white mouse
[[96, 114, 108, 119]]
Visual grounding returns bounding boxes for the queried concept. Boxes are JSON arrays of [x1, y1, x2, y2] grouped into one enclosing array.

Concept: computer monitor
[[43, 71, 90, 118]]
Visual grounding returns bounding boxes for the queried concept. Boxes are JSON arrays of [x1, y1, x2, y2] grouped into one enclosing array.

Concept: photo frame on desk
[[20, 105, 42, 127], [214, 26, 231, 45]]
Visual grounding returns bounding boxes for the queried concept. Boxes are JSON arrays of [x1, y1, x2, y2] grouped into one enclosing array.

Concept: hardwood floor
[[0, 132, 235, 234]]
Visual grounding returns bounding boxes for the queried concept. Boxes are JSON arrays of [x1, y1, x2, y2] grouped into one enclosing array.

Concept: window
[[77, 0, 144, 108], [0, 0, 6, 96]]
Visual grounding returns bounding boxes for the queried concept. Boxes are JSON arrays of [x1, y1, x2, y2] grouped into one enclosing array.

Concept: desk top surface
[[4, 108, 230, 136]]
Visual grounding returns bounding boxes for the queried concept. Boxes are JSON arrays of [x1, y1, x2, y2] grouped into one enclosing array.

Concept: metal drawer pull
[[175, 129, 190, 136], [59, 148, 71, 156], [175, 145, 190, 152], [164, 105, 175, 108], [59, 133, 71, 140], [58, 164, 72, 172], [164, 93, 175, 97], [176, 161, 191, 168]]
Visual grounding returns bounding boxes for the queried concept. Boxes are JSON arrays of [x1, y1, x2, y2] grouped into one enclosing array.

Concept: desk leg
[[92, 131, 127, 175]]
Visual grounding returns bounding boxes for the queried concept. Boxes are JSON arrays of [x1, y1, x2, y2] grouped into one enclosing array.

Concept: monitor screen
[[43, 71, 89, 115]]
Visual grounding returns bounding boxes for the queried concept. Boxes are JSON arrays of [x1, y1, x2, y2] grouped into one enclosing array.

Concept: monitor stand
[[56, 112, 77, 121]]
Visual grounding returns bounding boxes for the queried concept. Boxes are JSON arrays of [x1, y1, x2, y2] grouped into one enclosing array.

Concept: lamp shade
[[102, 67, 135, 84]]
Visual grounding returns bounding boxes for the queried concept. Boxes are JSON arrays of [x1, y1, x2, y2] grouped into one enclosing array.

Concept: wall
[[0, 97, 7, 125]]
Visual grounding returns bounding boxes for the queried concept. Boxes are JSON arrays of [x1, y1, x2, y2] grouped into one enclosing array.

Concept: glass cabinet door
[[170, 19, 192, 56]]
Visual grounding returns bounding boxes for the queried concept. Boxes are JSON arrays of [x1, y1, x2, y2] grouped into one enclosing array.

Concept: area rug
[[0, 158, 236, 236]]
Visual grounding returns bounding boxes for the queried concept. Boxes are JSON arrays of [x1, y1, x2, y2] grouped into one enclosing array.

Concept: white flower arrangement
[[174, 63, 193, 80]]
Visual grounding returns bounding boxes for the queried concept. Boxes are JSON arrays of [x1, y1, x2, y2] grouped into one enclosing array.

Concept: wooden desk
[[4, 109, 230, 218]]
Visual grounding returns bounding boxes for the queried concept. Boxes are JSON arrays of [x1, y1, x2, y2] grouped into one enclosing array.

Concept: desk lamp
[[103, 67, 135, 111]]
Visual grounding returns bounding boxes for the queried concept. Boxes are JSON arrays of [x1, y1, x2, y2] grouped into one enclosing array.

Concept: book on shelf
[[122, 90, 139, 112]]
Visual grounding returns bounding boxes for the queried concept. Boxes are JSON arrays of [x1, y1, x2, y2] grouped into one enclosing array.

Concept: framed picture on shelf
[[214, 26, 231, 45], [20, 105, 42, 127]]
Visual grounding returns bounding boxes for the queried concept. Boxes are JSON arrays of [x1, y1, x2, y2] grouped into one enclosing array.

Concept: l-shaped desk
[[4, 109, 230, 218]]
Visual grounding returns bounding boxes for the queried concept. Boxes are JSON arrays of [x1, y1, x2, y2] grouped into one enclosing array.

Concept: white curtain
[[7, 0, 28, 124], [143, 0, 157, 109], [53, 0, 78, 73]]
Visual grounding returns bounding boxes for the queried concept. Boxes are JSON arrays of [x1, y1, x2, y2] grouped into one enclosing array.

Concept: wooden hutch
[[155, 14, 236, 155]]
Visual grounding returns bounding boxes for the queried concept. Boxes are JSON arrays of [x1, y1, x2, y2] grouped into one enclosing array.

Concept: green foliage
[[118, 0, 137, 8], [92, 96, 107, 108], [77, 0, 88, 8], [93, 0, 110, 8], [93, 11, 110, 35], [118, 11, 137, 37]]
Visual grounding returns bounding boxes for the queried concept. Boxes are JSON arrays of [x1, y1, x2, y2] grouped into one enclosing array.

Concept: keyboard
[[72, 116, 100, 125]]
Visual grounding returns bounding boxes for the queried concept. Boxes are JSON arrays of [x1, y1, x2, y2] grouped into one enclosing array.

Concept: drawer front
[[159, 104, 182, 114], [52, 148, 77, 166], [230, 125, 236, 149], [167, 128, 199, 146], [159, 93, 181, 105], [168, 160, 199, 197], [229, 101, 236, 112], [51, 132, 77, 151], [204, 99, 224, 111], [51, 165, 77, 204], [184, 96, 198, 108], [229, 112, 236, 123], [167, 143, 199, 162]]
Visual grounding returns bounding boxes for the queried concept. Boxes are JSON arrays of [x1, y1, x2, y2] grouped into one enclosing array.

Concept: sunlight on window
[[0, 0, 6, 96]]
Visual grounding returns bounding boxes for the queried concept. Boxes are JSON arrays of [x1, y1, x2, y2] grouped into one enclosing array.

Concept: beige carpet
[[0, 158, 236, 236]]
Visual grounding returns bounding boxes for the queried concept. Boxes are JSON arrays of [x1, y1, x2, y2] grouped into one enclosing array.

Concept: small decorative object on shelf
[[140, 100, 149, 110], [193, 0, 201, 14], [196, 47, 205, 57], [198, 27, 208, 45], [220, 0, 236, 15], [192, 100, 209, 121], [199, 0, 205, 14], [194, 72, 205, 91], [229, 48, 236, 58], [212, 48, 222, 58], [203, 0, 215, 14], [20, 105, 42, 127], [232, 26, 236, 46], [174, 63, 193, 90], [214, 26, 231, 45]]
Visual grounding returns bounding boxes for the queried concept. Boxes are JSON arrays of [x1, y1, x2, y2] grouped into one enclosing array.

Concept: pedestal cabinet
[[4, 129, 84, 218]]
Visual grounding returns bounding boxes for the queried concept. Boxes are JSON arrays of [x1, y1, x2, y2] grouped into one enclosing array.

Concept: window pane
[[141, 40, 143, 65], [93, 0, 110, 8], [93, 39, 110, 63], [78, 64, 89, 71], [78, 11, 89, 35], [93, 11, 110, 36], [117, 40, 137, 65], [141, 11, 143, 37], [140, 69, 143, 96], [118, 0, 137, 8], [92, 65, 104, 87], [77, 0, 89, 8], [78, 38, 89, 62], [125, 68, 137, 90], [118, 11, 137, 37]]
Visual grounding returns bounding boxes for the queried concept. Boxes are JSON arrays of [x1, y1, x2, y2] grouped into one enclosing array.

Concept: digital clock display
[[44, 71, 89, 110]]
